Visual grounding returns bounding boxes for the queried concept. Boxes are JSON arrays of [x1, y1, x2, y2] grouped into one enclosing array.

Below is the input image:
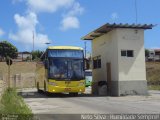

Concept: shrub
[[0, 88, 33, 120]]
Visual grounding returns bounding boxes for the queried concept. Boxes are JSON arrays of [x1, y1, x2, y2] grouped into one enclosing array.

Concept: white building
[[17, 51, 32, 61], [82, 23, 154, 96], [147, 49, 160, 61]]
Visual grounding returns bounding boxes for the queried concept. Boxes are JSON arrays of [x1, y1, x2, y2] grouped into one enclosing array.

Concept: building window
[[93, 56, 101, 69], [127, 50, 134, 57], [121, 50, 127, 56], [121, 50, 134, 57], [93, 59, 97, 69]]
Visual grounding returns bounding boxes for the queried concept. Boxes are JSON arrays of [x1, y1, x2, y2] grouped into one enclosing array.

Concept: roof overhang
[[82, 23, 155, 40]]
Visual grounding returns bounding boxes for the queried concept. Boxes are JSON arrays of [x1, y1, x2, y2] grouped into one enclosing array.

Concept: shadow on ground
[[18, 90, 109, 98]]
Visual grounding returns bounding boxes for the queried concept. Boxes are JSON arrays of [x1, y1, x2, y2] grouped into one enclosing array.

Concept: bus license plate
[[65, 81, 71, 84], [65, 88, 71, 91]]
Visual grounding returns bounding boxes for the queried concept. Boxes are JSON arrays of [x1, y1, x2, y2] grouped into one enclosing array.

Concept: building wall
[[92, 30, 119, 94], [22, 54, 31, 59], [17, 53, 32, 61], [117, 28, 146, 81], [115, 28, 147, 96], [92, 28, 148, 96]]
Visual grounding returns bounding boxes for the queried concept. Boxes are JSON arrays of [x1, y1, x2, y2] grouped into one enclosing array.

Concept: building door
[[106, 63, 111, 95]]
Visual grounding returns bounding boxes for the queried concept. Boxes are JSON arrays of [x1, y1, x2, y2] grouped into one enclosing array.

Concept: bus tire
[[37, 82, 41, 93], [44, 81, 46, 92], [44, 82, 51, 96]]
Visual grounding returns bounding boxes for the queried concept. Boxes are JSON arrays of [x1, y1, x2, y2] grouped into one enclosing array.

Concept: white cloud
[[60, 16, 79, 31], [9, 12, 50, 50], [60, 2, 84, 31], [26, 0, 84, 31], [13, 0, 84, 31], [66, 2, 84, 16], [14, 12, 38, 30], [27, 0, 74, 13], [0, 28, 5, 37], [10, 0, 84, 50]]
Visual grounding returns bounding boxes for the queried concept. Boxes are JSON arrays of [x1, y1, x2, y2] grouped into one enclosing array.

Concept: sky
[[0, 0, 159, 53]]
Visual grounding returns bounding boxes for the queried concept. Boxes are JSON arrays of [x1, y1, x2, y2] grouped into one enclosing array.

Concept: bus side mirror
[[45, 60, 49, 69]]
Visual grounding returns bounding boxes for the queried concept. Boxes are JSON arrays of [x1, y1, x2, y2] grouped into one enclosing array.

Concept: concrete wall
[[92, 28, 148, 96], [117, 28, 146, 81], [116, 28, 147, 96], [0, 62, 36, 89], [92, 30, 119, 94]]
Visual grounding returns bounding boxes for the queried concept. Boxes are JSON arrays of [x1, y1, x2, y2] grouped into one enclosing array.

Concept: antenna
[[135, 0, 138, 23]]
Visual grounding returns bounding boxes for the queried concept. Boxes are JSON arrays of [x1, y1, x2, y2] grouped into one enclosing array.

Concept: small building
[[155, 49, 160, 61], [16, 51, 32, 61], [82, 23, 154, 96], [147, 49, 160, 61], [147, 49, 155, 61]]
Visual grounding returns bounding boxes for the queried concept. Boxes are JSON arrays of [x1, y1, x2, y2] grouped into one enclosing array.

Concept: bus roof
[[48, 46, 83, 50]]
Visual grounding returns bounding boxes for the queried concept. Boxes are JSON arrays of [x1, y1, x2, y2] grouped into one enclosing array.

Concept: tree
[[0, 41, 18, 59], [31, 50, 44, 61]]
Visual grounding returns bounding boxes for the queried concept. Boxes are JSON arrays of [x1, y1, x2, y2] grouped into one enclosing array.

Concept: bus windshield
[[49, 59, 84, 80], [48, 50, 83, 58]]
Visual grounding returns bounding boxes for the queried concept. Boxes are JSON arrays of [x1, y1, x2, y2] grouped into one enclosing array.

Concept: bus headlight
[[48, 82, 57, 86], [79, 82, 85, 86]]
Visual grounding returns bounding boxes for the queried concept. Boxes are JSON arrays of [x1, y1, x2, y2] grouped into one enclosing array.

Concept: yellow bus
[[36, 46, 85, 96]]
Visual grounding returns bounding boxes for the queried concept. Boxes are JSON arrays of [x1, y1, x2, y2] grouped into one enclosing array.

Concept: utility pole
[[84, 41, 87, 58], [31, 31, 35, 61], [6, 57, 12, 88], [33, 31, 35, 52], [135, 0, 138, 23], [8, 59, 10, 88]]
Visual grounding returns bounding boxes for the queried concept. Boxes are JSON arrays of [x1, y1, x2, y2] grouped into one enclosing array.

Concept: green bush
[[148, 85, 160, 90], [0, 88, 33, 120]]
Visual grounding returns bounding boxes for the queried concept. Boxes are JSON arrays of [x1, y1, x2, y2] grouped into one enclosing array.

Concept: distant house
[[147, 49, 160, 61], [16, 51, 32, 61], [155, 49, 160, 61]]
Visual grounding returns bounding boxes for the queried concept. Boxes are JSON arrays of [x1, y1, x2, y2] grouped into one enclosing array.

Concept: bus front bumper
[[47, 85, 85, 93]]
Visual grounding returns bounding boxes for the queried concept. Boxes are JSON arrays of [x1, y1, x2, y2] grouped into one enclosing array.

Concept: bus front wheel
[[37, 82, 40, 93]]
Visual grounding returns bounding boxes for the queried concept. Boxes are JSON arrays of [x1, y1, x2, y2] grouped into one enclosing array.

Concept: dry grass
[[146, 62, 160, 83], [146, 62, 160, 90]]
